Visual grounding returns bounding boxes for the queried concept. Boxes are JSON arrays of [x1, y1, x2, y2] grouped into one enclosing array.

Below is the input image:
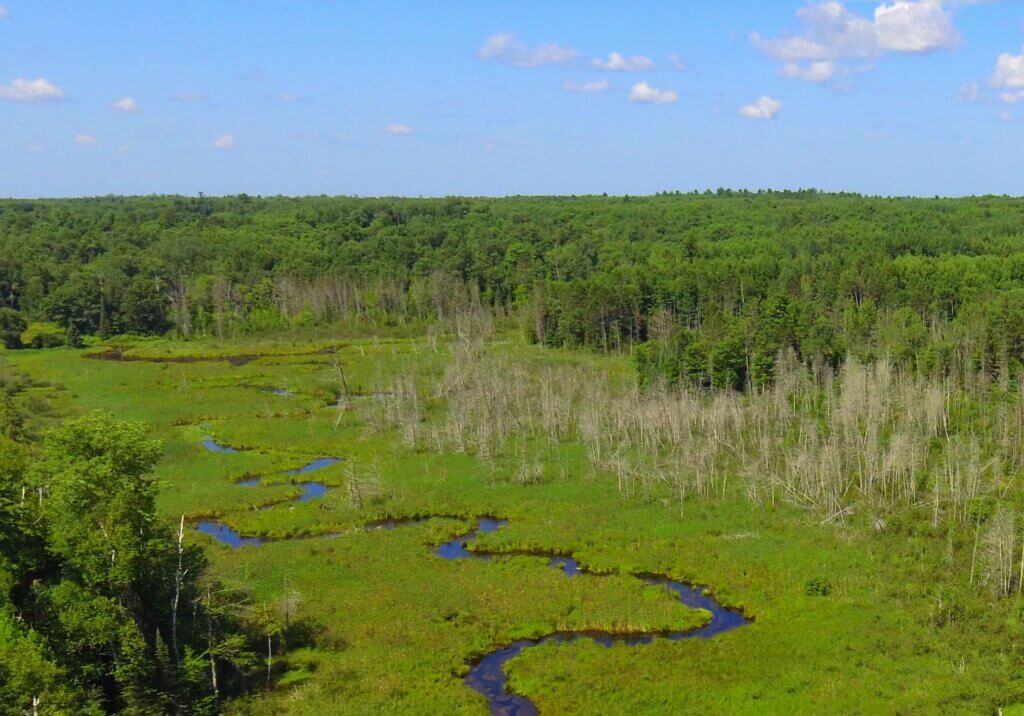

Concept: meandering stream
[[194, 439, 750, 714], [436, 518, 749, 715], [195, 440, 339, 546]]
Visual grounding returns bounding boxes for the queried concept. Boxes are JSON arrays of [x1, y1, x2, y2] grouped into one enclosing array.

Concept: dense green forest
[[4, 192, 1024, 389], [0, 372, 272, 713]]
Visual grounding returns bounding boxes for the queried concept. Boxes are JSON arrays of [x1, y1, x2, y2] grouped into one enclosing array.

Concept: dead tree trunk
[[171, 514, 186, 664], [206, 585, 219, 700]]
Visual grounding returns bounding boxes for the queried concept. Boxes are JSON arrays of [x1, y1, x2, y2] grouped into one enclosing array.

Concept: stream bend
[[193, 443, 749, 714], [436, 518, 749, 715]]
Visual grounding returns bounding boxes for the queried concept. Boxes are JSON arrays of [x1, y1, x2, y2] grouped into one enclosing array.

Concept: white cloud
[[478, 32, 577, 67], [279, 91, 300, 102], [213, 134, 235, 149], [957, 80, 981, 102], [0, 77, 64, 102], [111, 96, 138, 113], [739, 95, 783, 120], [0, 6, 9, 19], [628, 81, 678, 105], [875, 0, 957, 52], [998, 110, 1013, 122], [385, 123, 414, 136], [779, 60, 837, 82], [562, 78, 609, 93], [591, 52, 654, 72], [667, 53, 688, 72], [992, 48, 1024, 89], [753, 0, 960, 63], [751, 3, 874, 61], [74, 134, 98, 145], [954, 45, 1024, 106]]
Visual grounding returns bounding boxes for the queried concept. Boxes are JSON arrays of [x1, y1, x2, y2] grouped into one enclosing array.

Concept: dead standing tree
[[168, 277, 192, 338]]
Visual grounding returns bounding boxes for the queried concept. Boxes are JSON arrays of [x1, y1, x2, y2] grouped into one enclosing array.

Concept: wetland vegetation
[[5, 193, 1024, 713]]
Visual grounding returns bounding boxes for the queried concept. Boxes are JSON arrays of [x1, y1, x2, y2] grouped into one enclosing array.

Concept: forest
[[6, 193, 1024, 713], [3, 192, 1024, 388]]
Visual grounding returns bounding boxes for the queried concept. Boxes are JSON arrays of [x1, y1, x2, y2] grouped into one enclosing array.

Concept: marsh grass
[[12, 334, 1024, 713]]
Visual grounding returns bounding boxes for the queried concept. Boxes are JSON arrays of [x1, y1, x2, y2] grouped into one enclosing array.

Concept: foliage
[[8, 333, 1022, 714], [0, 309, 26, 349], [3, 193, 1024, 384], [0, 412, 260, 713]]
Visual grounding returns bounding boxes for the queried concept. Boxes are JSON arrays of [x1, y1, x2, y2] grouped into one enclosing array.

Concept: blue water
[[194, 446, 340, 547], [434, 518, 751, 715], [203, 439, 242, 453], [195, 520, 263, 549], [286, 457, 341, 475], [191, 462, 749, 715], [549, 556, 581, 577], [297, 482, 329, 502], [651, 575, 750, 639], [284, 459, 340, 503], [433, 517, 507, 559]]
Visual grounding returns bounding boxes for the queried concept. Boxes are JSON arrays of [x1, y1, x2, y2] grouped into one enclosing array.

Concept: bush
[[805, 577, 832, 597], [31, 333, 64, 349], [0, 309, 27, 350], [23, 322, 66, 349]]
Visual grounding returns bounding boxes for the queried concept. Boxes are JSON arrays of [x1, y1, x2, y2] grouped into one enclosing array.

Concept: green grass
[[9, 335, 1024, 714]]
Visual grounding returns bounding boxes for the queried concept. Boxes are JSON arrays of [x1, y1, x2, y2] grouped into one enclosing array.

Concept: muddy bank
[[85, 348, 263, 366], [85, 346, 336, 367]]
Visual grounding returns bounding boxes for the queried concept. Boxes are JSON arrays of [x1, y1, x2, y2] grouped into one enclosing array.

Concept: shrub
[[805, 578, 832, 597], [0, 309, 27, 350]]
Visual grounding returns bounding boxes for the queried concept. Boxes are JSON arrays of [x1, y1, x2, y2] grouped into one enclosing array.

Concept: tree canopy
[[0, 405, 259, 714], [5, 192, 1024, 386]]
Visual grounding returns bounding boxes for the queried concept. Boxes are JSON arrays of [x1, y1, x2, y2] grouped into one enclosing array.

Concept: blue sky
[[1, 1, 1022, 197]]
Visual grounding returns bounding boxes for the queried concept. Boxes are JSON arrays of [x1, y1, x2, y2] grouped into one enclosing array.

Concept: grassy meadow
[[7, 330, 1024, 714]]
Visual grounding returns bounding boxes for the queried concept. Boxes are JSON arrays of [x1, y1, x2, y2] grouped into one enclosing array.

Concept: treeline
[[5, 193, 1024, 385], [0, 371, 296, 714]]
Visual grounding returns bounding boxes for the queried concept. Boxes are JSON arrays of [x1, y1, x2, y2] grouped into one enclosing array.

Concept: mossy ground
[[7, 333, 1024, 714]]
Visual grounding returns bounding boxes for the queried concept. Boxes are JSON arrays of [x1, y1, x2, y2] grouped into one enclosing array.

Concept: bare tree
[[981, 508, 1017, 596], [170, 515, 187, 664], [168, 277, 192, 338]]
